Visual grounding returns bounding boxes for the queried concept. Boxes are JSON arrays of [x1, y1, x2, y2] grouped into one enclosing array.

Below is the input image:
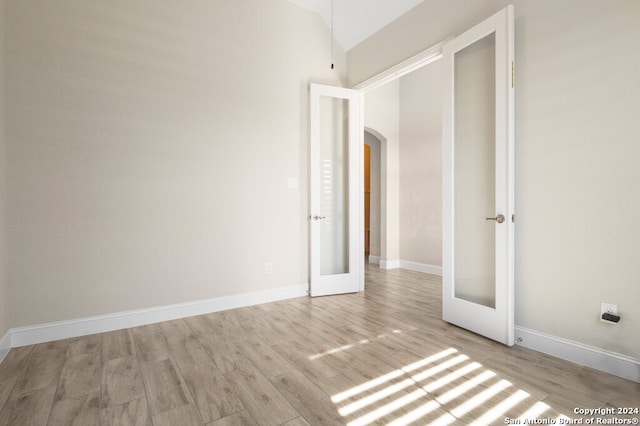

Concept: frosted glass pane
[[319, 96, 349, 275], [454, 33, 496, 308]]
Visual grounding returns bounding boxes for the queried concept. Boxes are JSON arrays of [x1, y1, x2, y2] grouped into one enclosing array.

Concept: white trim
[[9, 284, 307, 348], [352, 38, 453, 93], [398, 260, 442, 276], [367, 255, 380, 265], [380, 259, 400, 270], [0, 330, 10, 364], [515, 326, 640, 383]]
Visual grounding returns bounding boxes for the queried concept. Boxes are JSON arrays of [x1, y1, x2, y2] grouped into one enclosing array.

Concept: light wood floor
[[0, 265, 638, 425]]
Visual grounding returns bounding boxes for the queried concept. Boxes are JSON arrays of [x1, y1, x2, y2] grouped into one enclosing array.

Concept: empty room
[[0, 0, 638, 425]]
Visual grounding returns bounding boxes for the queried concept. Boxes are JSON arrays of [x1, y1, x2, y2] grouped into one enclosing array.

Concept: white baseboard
[[378, 259, 443, 276], [368, 255, 380, 265], [398, 260, 442, 276], [9, 284, 308, 348], [380, 259, 400, 269], [0, 330, 10, 364], [515, 326, 640, 383]]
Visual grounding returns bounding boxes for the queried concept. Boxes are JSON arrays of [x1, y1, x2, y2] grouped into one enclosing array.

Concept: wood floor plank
[[181, 362, 245, 423], [280, 417, 311, 426], [0, 385, 56, 426], [166, 333, 213, 371], [208, 410, 258, 426], [233, 338, 292, 379], [0, 346, 33, 385], [184, 314, 223, 338], [0, 379, 15, 414], [224, 363, 299, 426], [12, 347, 67, 395], [55, 352, 101, 401], [271, 339, 339, 382], [66, 334, 102, 358], [48, 391, 100, 426], [139, 358, 193, 416], [134, 332, 173, 364], [198, 335, 245, 374], [270, 369, 345, 425], [100, 397, 151, 426], [102, 329, 136, 361], [151, 403, 204, 426], [159, 318, 193, 337], [101, 356, 146, 408]]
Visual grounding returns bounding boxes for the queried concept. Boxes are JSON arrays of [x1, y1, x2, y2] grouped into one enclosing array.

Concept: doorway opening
[[364, 130, 382, 264]]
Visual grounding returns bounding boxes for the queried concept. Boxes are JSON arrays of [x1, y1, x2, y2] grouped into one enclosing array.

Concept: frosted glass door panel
[[319, 96, 349, 276], [453, 33, 496, 308]]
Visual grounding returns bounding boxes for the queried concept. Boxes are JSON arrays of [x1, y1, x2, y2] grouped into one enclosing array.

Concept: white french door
[[442, 6, 515, 345], [309, 83, 364, 297]]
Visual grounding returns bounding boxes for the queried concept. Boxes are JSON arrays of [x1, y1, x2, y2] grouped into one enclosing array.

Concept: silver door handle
[[313, 215, 326, 220], [486, 214, 505, 224]]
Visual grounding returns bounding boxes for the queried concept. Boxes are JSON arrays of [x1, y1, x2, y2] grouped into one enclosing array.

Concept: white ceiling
[[289, 0, 425, 51]]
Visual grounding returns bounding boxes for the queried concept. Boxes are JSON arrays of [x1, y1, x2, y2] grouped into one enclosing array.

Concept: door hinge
[[512, 214, 515, 223], [511, 61, 515, 88]]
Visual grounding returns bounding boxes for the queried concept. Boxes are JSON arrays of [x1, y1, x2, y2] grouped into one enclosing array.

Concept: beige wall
[[399, 62, 442, 267], [0, 0, 8, 338], [363, 81, 400, 264], [350, 0, 640, 358], [5, 0, 345, 327]]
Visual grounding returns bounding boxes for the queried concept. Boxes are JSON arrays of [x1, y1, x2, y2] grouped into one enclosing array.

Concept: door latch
[[485, 214, 505, 224]]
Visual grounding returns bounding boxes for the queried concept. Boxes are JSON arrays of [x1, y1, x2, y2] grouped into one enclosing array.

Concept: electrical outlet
[[265, 263, 273, 274], [600, 302, 617, 323]]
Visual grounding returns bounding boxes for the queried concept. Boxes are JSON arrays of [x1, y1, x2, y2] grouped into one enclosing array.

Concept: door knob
[[485, 214, 505, 224], [313, 215, 326, 220]]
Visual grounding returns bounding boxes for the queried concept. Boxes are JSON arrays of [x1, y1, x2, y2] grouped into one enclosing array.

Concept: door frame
[[353, 38, 451, 270]]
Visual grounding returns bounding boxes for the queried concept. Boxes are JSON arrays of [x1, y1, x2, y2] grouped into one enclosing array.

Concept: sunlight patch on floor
[[347, 388, 429, 426], [385, 400, 446, 426], [338, 378, 415, 416], [469, 389, 530, 425], [422, 361, 482, 392], [332, 368, 406, 404], [308, 343, 354, 360], [331, 347, 457, 404], [326, 347, 559, 426]]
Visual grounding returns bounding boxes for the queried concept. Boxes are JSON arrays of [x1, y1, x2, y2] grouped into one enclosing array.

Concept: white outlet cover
[[600, 302, 618, 315], [600, 302, 618, 324], [287, 177, 298, 189]]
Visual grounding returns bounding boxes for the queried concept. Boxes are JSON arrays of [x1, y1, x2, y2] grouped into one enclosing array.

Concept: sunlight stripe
[[450, 379, 512, 418], [308, 344, 353, 360], [332, 368, 405, 403], [411, 355, 469, 382], [469, 389, 530, 425], [347, 388, 429, 426], [338, 378, 416, 416], [436, 370, 496, 404], [429, 412, 459, 426], [512, 401, 551, 422], [385, 400, 441, 426], [423, 362, 482, 393], [332, 348, 459, 404], [402, 348, 458, 373]]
